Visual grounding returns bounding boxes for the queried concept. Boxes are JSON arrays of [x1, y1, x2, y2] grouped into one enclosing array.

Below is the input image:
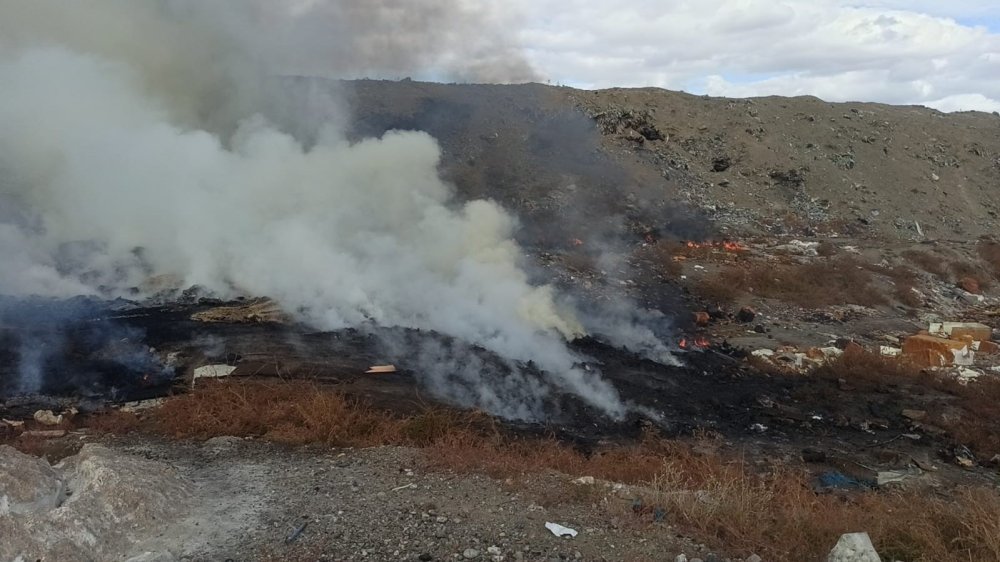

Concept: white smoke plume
[[0, 1, 633, 418]]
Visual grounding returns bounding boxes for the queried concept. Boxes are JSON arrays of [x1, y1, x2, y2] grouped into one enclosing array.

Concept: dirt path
[[95, 436, 728, 562]]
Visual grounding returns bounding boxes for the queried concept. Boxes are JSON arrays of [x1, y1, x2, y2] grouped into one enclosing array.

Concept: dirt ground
[[69, 434, 728, 562]]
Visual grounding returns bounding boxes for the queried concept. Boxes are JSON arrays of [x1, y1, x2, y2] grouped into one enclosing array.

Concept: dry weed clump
[[902, 250, 949, 278], [149, 380, 404, 446], [977, 240, 1000, 278], [698, 257, 885, 308]]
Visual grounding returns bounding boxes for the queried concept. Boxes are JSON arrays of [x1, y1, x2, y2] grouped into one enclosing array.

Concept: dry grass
[[145, 379, 493, 447], [815, 346, 924, 385], [695, 257, 885, 308], [978, 240, 1000, 278], [77, 379, 1000, 561], [814, 349, 1000, 457], [902, 250, 948, 278]]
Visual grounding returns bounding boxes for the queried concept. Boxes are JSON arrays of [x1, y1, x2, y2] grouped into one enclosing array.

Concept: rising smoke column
[[0, 1, 632, 418]]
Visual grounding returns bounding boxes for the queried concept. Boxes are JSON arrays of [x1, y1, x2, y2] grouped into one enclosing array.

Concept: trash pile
[[748, 321, 999, 380]]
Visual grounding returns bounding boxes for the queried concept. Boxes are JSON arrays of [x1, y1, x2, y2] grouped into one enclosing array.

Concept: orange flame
[[694, 336, 711, 348], [683, 240, 746, 252], [678, 338, 688, 350]]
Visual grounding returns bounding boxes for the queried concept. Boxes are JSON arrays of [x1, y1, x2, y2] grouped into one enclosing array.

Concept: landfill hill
[[334, 78, 1000, 243]]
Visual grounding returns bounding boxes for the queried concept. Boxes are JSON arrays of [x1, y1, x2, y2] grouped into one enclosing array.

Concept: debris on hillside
[[587, 106, 665, 142], [191, 297, 288, 324]]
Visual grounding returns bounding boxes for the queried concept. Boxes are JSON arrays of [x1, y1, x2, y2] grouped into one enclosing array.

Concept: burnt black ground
[[3, 297, 991, 489]]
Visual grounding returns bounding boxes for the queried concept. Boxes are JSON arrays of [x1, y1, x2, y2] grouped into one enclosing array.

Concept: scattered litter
[[391, 483, 418, 492], [653, 507, 667, 522], [545, 522, 578, 538], [119, 398, 166, 413], [2, 418, 25, 428], [948, 445, 976, 468], [366, 365, 397, 374], [192, 364, 237, 384], [814, 471, 873, 492], [878, 346, 901, 357], [285, 521, 308, 544], [33, 410, 63, 426], [192, 297, 287, 324], [749, 423, 768, 433], [827, 532, 882, 562], [751, 349, 775, 358], [571, 476, 595, 485], [876, 468, 922, 487], [21, 430, 67, 439]]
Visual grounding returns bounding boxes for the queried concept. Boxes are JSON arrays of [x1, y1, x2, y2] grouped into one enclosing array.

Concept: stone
[[0, 444, 193, 562], [827, 532, 882, 562], [675, 555, 688, 562], [736, 306, 757, 323], [746, 555, 763, 562], [693, 311, 711, 326], [958, 277, 980, 294], [0, 445, 65, 515], [571, 476, 595, 485], [464, 548, 481, 559], [901, 409, 926, 421]]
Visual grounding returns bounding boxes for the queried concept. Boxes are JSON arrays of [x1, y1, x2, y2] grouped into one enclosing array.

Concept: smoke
[[0, 297, 172, 397], [0, 1, 661, 419]]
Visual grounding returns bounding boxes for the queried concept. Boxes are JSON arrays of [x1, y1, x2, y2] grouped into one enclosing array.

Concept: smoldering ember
[[4, 3, 1000, 562]]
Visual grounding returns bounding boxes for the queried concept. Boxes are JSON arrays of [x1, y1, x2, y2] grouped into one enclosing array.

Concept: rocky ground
[[2, 435, 743, 562]]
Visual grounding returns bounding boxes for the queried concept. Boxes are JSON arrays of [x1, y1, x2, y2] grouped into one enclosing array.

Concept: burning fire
[[684, 240, 747, 252], [678, 336, 711, 350]]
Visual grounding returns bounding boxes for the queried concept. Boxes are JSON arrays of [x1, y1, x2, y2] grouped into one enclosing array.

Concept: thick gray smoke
[[0, 1, 665, 419]]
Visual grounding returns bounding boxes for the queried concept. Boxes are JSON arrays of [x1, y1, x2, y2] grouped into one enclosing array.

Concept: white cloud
[[514, 0, 1000, 112]]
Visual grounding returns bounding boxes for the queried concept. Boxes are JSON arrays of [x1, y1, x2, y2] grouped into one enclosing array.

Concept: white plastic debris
[[119, 398, 166, 413], [956, 368, 983, 382], [545, 522, 578, 538], [365, 365, 397, 374], [751, 349, 775, 358], [878, 346, 901, 357], [571, 476, 595, 485], [33, 410, 63, 426], [193, 364, 237, 382], [952, 346, 975, 367]]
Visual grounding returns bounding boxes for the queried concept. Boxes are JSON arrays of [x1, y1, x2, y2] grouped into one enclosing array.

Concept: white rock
[[0, 445, 65, 515], [571, 476, 595, 485], [464, 548, 481, 559], [675, 555, 688, 562], [827, 532, 882, 562]]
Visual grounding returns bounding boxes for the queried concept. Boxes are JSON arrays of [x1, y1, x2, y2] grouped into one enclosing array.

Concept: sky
[[508, 0, 1000, 112]]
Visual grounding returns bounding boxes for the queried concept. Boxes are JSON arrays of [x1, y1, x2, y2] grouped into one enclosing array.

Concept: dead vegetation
[[695, 257, 885, 307], [75, 379, 1000, 562], [814, 348, 1000, 457]]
